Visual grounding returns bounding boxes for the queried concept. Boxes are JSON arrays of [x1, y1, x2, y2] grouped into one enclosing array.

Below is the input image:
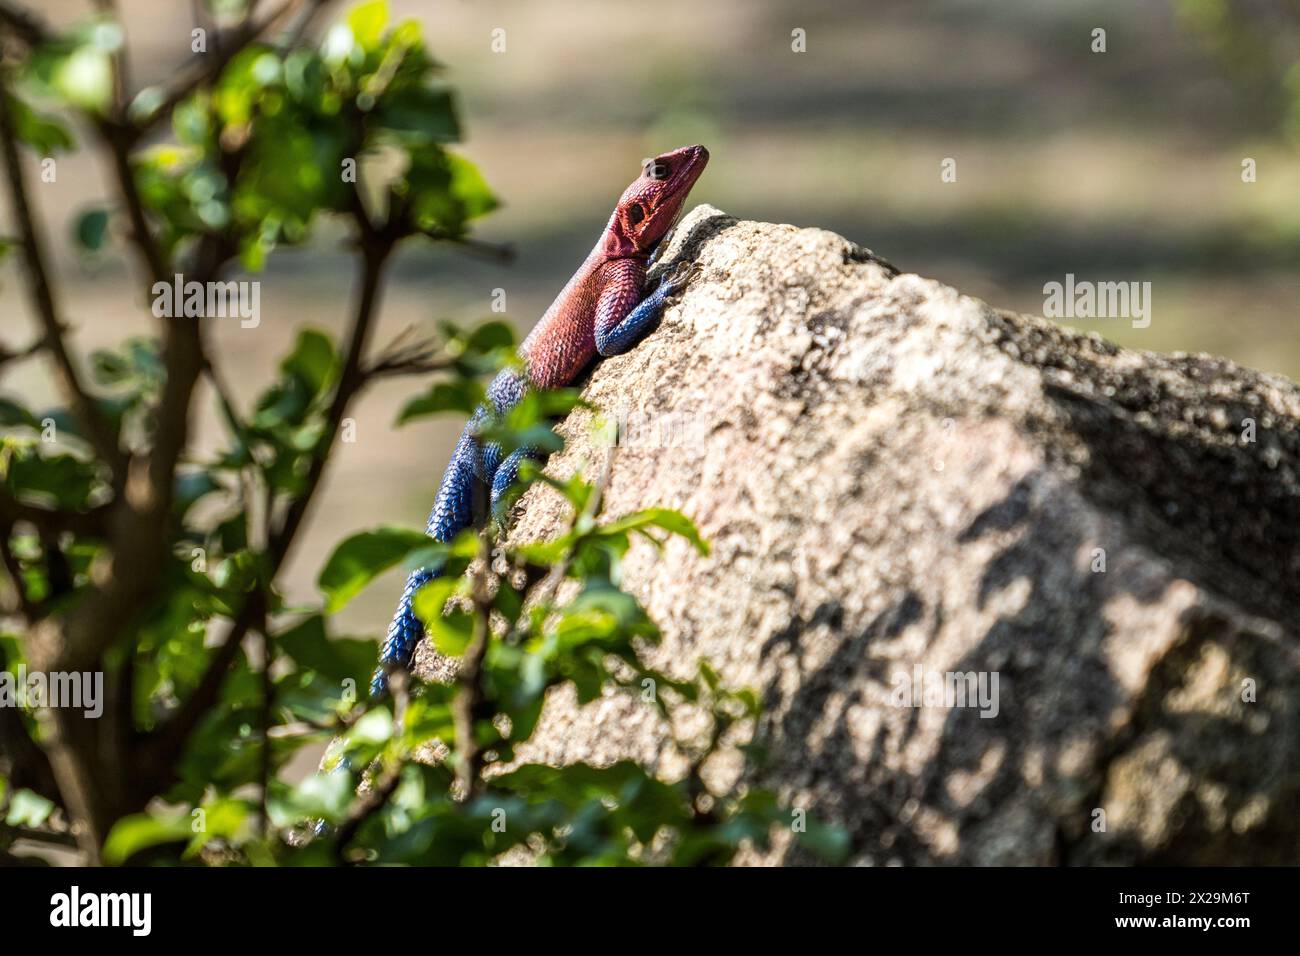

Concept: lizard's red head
[[608, 144, 709, 256]]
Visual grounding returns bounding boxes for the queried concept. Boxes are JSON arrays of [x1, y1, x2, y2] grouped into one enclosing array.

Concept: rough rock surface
[[414, 204, 1300, 865]]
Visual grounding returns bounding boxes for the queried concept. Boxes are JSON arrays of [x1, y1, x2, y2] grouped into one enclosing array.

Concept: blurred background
[[3, 0, 1298, 632]]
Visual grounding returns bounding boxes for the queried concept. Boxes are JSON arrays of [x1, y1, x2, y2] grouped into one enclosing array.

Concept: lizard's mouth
[[650, 145, 709, 215], [670, 145, 709, 191]]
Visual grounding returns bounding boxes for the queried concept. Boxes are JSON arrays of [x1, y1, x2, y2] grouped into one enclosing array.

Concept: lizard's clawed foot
[[660, 259, 699, 295]]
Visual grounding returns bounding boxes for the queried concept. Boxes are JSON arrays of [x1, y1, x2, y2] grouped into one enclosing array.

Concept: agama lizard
[[371, 144, 709, 695]]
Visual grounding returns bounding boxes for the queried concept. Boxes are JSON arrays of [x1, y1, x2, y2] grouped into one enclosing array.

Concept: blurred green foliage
[[0, 0, 839, 866], [1176, 0, 1300, 141]]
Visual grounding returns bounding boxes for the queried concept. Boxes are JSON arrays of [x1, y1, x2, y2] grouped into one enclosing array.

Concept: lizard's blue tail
[[370, 566, 437, 696], [370, 420, 484, 696]]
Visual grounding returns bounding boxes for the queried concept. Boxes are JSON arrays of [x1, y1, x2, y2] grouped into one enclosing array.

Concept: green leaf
[[796, 816, 852, 863], [405, 149, 500, 236], [6, 452, 98, 511], [272, 770, 354, 826], [347, 0, 389, 52], [73, 207, 110, 252], [318, 526, 435, 612], [184, 798, 253, 856], [698, 660, 720, 692], [464, 320, 515, 355], [5, 94, 74, 154], [552, 585, 658, 651], [531, 470, 594, 510], [277, 614, 379, 684], [281, 328, 337, 396], [350, 707, 392, 745], [102, 812, 193, 864], [4, 788, 55, 828], [376, 87, 460, 146], [600, 508, 710, 555], [0, 397, 38, 429], [447, 152, 498, 219], [56, 47, 114, 113], [426, 603, 474, 657], [89, 336, 165, 392], [0, 633, 23, 669], [213, 46, 280, 126], [396, 379, 485, 425], [410, 576, 472, 655]]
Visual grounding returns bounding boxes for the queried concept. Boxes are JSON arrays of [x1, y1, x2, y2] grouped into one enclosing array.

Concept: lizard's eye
[[643, 160, 670, 180], [627, 203, 645, 225]]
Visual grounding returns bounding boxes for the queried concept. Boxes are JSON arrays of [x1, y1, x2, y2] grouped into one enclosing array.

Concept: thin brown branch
[[54, 118, 237, 678], [97, 121, 168, 285], [130, 0, 324, 135], [0, 646, 62, 802], [112, 643, 135, 779], [0, 80, 126, 475], [0, 486, 108, 538], [267, 233, 393, 565], [0, 1, 50, 47], [420, 228, 516, 265], [202, 353, 249, 438], [37, 524, 70, 599], [452, 529, 494, 797], [0, 332, 49, 369], [92, 0, 130, 112], [148, 224, 393, 779], [333, 669, 409, 862], [257, 621, 273, 838], [361, 328, 454, 381], [281, 0, 328, 48], [35, 684, 116, 861], [2, 824, 80, 849]]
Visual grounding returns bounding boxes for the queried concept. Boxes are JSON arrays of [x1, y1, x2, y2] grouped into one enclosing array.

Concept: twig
[[333, 669, 410, 862], [97, 121, 168, 286], [0, 645, 61, 801], [92, 0, 131, 111], [37, 524, 70, 600], [0, 487, 109, 537], [420, 228, 516, 265], [131, 0, 325, 135], [266, 230, 394, 564], [0, 332, 50, 369], [0, 1, 50, 47], [524, 442, 618, 620], [202, 354, 249, 440], [281, 0, 328, 48], [452, 528, 494, 797], [0, 80, 126, 475], [257, 620, 273, 838], [148, 220, 394, 780], [1, 823, 80, 849], [112, 642, 135, 782], [361, 329, 454, 380]]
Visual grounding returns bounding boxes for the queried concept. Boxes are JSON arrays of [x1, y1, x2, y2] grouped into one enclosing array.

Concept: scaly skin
[[372, 144, 710, 694]]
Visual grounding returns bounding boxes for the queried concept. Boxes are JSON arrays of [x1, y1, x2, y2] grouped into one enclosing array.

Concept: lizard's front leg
[[595, 258, 695, 357]]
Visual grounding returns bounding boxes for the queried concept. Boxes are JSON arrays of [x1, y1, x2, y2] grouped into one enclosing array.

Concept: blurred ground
[[2, 0, 1298, 632]]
